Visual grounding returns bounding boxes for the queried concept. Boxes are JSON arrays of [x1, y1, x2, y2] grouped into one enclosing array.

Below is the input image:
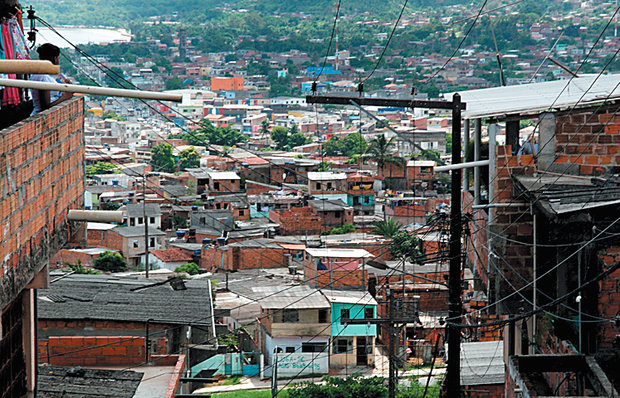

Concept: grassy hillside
[[29, 0, 468, 27]]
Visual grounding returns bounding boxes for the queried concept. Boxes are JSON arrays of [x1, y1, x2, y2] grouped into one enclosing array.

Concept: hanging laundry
[[1, 18, 20, 106]]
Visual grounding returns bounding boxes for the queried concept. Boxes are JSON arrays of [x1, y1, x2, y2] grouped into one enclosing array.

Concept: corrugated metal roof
[[305, 248, 373, 258], [256, 285, 330, 309], [445, 73, 620, 119], [445, 340, 505, 386], [307, 172, 347, 181], [320, 289, 377, 305]]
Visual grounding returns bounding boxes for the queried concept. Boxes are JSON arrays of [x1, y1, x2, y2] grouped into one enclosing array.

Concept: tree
[[323, 133, 367, 157], [270, 126, 288, 150], [320, 223, 356, 235], [364, 134, 404, 170], [165, 77, 184, 90], [175, 262, 200, 275], [178, 146, 200, 170], [151, 142, 176, 173], [373, 219, 403, 238], [86, 162, 120, 177], [260, 119, 270, 137], [288, 131, 311, 148], [317, 161, 330, 171], [93, 251, 127, 272], [389, 231, 423, 264]]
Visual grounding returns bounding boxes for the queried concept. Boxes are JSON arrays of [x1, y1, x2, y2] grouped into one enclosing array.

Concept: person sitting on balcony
[[30, 43, 73, 116]]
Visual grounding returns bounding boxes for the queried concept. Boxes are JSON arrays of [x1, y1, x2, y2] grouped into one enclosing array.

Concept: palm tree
[[364, 134, 404, 171], [372, 219, 403, 238]]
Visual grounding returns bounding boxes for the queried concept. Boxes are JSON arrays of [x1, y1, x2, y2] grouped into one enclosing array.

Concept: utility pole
[[143, 174, 150, 278], [446, 93, 462, 397], [306, 93, 466, 396]]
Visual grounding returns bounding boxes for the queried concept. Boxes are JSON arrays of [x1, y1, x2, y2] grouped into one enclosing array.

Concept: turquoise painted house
[[321, 290, 378, 369]]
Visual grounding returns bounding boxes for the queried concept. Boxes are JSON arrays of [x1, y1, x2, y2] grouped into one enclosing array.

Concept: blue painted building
[[322, 290, 378, 369]]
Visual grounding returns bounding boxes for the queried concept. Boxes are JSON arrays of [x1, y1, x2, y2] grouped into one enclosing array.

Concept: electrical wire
[[312, 0, 342, 85], [361, 0, 409, 83], [447, 214, 620, 325], [425, 0, 489, 84]]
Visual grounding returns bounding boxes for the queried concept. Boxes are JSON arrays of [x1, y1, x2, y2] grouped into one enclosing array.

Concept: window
[[282, 309, 298, 323], [214, 182, 220, 190], [138, 217, 143, 224], [130, 218, 135, 226], [333, 338, 353, 354], [335, 212, 341, 218], [239, 209, 245, 216], [285, 346, 295, 353], [132, 240, 139, 250], [302, 343, 326, 353], [340, 308, 350, 324], [150, 237, 156, 248], [150, 217, 155, 224], [318, 309, 328, 323], [364, 307, 374, 319]]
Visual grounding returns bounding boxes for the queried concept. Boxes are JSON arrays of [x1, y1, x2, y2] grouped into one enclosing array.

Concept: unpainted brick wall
[[0, 98, 85, 310], [554, 110, 620, 175], [41, 336, 145, 367], [598, 246, 620, 349]]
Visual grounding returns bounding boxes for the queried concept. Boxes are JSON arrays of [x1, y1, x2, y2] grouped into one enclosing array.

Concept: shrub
[[93, 251, 127, 272], [175, 262, 200, 275]]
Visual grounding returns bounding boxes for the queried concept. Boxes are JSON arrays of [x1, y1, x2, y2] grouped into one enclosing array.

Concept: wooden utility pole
[[307, 94, 466, 397]]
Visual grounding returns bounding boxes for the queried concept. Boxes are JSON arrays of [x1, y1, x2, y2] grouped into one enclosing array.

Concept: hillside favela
[[1, 0, 620, 397]]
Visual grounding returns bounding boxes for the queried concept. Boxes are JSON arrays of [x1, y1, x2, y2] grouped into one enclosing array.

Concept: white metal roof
[[87, 222, 117, 230], [444, 73, 620, 119], [305, 248, 374, 258], [406, 160, 436, 167], [307, 172, 347, 181], [321, 290, 377, 305], [207, 171, 240, 180]]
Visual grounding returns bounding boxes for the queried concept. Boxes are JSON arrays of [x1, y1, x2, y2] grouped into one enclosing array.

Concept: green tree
[[165, 77, 185, 90], [364, 134, 404, 170], [321, 223, 356, 235], [178, 146, 200, 170], [288, 131, 311, 148], [317, 161, 330, 171], [93, 251, 127, 272], [390, 231, 423, 264], [270, 126, 288, 150], [260, 119, 271, 137], [373, 219, 403, 238], [86, 162, 120, 177], [151, 142, 176, 173], [175, 262, 200, 275]]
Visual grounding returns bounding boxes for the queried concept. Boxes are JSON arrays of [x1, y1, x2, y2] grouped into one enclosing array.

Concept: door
[[356, 337, 367, 366]]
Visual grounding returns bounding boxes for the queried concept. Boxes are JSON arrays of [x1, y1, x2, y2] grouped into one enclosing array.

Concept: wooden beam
[[306, 95, 466, 110]]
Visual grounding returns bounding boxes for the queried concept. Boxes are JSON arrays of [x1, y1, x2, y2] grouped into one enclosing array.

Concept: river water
[[36, 27, 131, 48]]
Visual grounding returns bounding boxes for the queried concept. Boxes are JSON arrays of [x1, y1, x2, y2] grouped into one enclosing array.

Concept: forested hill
[[28, 0, 469, 26]]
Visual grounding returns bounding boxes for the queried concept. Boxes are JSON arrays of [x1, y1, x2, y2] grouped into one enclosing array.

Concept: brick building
[[304, 248, 374, 289], [38, 274, 220, 371], [269, 199, 354, 235], [455, 77, 620, 395], [0, 98, 85, 397], [201, 238, 303, 272]]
